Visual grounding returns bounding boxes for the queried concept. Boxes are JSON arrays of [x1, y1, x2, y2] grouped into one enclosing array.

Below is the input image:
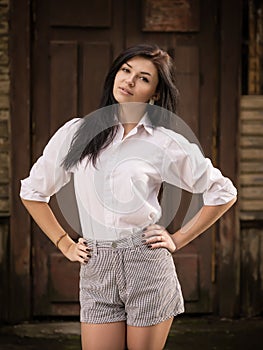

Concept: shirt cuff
[[20, 179, 50, 203], [203, 185, 237, 206]]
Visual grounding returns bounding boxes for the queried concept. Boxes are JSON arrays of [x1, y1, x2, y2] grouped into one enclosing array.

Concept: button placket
[[103, 142, 121, 236], [111, 142, 123, 238]]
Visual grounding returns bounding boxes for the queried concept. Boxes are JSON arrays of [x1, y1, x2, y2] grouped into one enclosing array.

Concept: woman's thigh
[[127, 317, 173, 350], [81, 321, 126, 350]]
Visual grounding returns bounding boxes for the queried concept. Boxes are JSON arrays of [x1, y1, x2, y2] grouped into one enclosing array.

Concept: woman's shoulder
[[153, 125, 188, 146], [58, 117, 83, 132], [51, 117, 83, 139], [155, 125, 205, 160], [43, 117, 83, 151]]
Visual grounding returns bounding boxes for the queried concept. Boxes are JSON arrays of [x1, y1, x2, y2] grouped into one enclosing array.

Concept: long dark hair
[[62, 44, 179, 170]]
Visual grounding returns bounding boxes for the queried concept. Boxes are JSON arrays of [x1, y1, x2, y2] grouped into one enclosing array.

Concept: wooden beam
[[218, 0, 242, 317], [9, 0, 31, 321]]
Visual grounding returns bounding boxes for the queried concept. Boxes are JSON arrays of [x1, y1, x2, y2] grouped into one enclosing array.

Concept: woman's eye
[[122, 67, 130, 73], [140, 76, 149, 83]]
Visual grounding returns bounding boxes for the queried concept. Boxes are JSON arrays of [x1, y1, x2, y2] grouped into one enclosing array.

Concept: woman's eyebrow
[[125, 61, 152, 76]]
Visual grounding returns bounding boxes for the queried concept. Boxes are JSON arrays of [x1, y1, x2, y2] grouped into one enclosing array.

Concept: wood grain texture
[[240, 95, 263, 220]]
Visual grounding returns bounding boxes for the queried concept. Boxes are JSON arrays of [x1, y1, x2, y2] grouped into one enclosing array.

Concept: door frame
[[9, 0, 241, 322]]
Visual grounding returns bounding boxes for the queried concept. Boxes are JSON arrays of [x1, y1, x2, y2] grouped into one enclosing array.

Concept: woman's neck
[[118, 102, 146, 127]]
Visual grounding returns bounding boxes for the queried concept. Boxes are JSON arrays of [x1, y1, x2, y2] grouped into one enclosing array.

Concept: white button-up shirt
[[20, 115, 237, 240]]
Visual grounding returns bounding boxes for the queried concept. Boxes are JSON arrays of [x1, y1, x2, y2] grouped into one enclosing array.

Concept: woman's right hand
[[63, 237, 92, 264]]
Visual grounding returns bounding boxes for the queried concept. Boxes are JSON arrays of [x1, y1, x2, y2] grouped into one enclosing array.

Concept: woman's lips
[[119, 87, 133, 95]]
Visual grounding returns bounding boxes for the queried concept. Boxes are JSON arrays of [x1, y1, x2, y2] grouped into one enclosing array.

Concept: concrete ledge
[[0, 322, 81, 339], [0, 317, 262, 350]]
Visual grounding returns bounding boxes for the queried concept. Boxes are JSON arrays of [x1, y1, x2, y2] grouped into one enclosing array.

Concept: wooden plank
[[240, 110, 263, 120], [240, 200, 263, 211], [0, 152, 8, 182], [240, 136, 263, 147], [240, 210, 263, 220], [49, 253, 79, 302], [0, 152, 8, 165], [241, 228, 262, 316], [240, 161, 263, 173], [0, 120, 8, 137], [241, 186, 263, 199], [81, 42, 111, 114], [0, 143, 9, 152], [240, 173, 263, 185], [0, 198, 9, 212], [0, 219, 9, 321], [240, 149, 263, 160], [32, 0, 51, 162], [30, 0, 52, 316], [175, 46, 200, 135], [240, 95, 263, 109], [173, 254, 199, 301], [0, 184, 8, 197], [260, 233, 263, 314], [50, 41, 78, 133], [9, 0, 31, 322], [240, 121, 263, 135], [218, 0, 241, 317]]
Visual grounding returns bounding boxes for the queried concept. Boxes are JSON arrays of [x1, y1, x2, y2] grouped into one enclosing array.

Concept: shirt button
[[149, 212, 156, 220], [112, 242, 117, 248]]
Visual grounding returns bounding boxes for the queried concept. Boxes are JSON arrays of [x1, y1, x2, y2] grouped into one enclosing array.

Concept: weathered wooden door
[[32, 0, 218, 316]]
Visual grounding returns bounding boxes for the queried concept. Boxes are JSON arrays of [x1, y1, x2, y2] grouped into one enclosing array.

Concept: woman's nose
[[125, 75, 135, 86]]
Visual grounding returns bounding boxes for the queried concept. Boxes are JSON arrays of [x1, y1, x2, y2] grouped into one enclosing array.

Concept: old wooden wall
[[240, 97, 263, 316], [2, 0, 262, 322], [240, 96, 263, 219], [0, 0, 10, 322], [239, 0, 263, 317]]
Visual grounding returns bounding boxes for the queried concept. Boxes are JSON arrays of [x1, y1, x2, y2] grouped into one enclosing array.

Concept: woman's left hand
[[142, 224, 176, 253]]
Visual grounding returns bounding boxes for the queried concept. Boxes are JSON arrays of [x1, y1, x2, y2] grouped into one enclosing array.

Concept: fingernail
[[87, 254, 91, 258], [142, 233, 145, 237], [142, 239, 146, 243], [83, 241, 88, 245], [142, 227, 147, 232], [147, 244, 152, 248], [86, 248, 90, 252]]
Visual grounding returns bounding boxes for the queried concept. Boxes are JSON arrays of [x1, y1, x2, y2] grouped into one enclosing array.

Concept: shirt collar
[[137, 113, 154, 136], [115, 112, 154, 136]]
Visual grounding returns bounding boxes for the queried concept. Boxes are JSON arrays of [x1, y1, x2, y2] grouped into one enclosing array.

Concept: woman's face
[[113, 56, 159, 104]]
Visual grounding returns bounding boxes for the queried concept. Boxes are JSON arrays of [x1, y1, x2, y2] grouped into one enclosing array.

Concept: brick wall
[[0, 0, 10, 215]]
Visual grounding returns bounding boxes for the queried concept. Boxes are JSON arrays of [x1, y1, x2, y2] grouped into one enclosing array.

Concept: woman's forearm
[[171, 197, 237, 251], [21, 199, 90, 263], [21, 199, 75, 254]]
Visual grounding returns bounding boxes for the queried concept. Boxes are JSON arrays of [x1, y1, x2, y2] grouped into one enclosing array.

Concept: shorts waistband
[[85, 230, 144, 252]]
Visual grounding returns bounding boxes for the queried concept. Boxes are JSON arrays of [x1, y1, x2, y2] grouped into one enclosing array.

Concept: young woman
[[20, 44, 237, 350]]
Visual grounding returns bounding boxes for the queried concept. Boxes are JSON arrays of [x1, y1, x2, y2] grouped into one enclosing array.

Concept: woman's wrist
[[56, 233, 75, 255], [56, 233, 68, 248], [170, 232, 181, 252]]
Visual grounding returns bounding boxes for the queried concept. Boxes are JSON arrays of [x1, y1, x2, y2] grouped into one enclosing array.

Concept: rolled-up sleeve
[[161, 133, 237, 206], [20, 118, 81, 202]]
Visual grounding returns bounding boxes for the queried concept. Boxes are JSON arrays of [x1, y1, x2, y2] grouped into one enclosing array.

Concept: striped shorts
[[79, 232, 184, 327]]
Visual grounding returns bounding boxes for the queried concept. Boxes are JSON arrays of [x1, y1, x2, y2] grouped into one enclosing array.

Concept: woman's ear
[[152, 92, 160, 102]]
